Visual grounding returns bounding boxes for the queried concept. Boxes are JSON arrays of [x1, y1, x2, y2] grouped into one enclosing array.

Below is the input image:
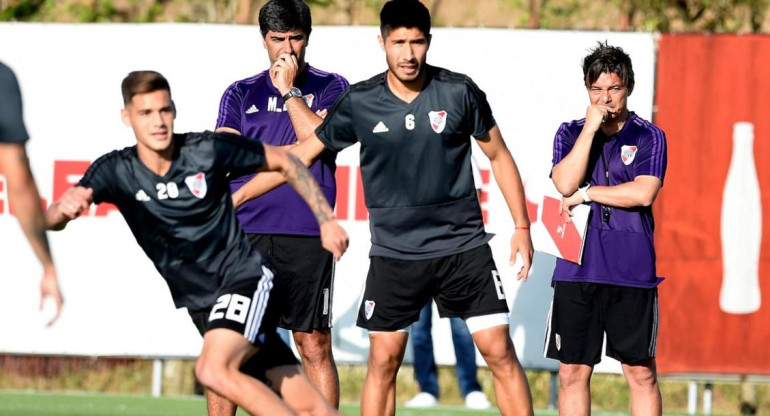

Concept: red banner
[[655, 34, 770, 374]]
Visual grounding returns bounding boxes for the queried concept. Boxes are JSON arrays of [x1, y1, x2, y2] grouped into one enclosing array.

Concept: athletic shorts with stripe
[[544, 281, 659, 365], [357, 244, 509, 331], [187, 266, 299, 382], [247, 234, 334, 332]]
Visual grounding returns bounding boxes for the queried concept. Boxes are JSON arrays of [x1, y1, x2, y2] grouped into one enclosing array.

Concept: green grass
[[0, 391, 719, 416], [0, 391, 504, 416], [0, 391, 501, 416], [0, 391, 206, 416], [2, 357, 769, 415]]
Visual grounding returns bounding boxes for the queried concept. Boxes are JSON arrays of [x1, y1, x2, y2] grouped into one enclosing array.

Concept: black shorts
[[357, 244, 509, 331], [247, 234, 334, 332], [188, 308, 299, 383], [191, 266, 276, 344], [544, 281, 659, 365]]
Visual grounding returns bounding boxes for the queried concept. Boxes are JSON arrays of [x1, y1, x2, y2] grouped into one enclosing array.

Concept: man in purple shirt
[[545, 42, 667, 416], [215, 0, 349, 411]]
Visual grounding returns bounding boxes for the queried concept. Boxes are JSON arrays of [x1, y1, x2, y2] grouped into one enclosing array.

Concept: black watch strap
[[281, 87, 302, 101]]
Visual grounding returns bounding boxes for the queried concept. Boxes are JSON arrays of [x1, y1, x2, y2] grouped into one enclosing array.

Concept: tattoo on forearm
[[285, 154, 334, 224]]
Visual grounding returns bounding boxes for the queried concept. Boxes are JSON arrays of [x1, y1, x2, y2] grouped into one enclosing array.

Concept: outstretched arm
[[0, 143, 60, 325], [45, 186, 93, 231], [260, 145, 348, 260], [475, 126, 533, 280], [231, 134, 327, 209]]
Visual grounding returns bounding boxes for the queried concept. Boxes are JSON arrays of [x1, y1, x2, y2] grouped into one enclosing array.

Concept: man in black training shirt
[[233, 1, 535, 414], [43, 71, 347, 416], [0, 62, 60, 324]]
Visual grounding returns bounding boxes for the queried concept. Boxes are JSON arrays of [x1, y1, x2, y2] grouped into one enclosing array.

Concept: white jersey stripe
[[244, 266, 274, 342], [244, 288, 259, 342], [252, 266, 275, 338], [244, 278, 264, 342], [245, 279, 261, 341], [543, 294, 555, 358], [355, 268, 369, 322], [649, 292, 659, 357], [327, 261, 336, 327], [249, 277, 269, 339]]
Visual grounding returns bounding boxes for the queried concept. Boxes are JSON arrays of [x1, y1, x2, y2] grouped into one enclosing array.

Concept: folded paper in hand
[[534, 195, 590, 265]]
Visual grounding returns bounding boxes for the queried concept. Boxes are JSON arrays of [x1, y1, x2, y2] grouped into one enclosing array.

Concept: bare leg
[[205, 389, 237, 416], [195, 329, 296, 416], [293, 329, 340, 408], [267, 364, 342, 416], [360, 332, 408, 416], [558, 363, 593, 416], [471, 325, 533, 416], [622, 359, 662, 416]]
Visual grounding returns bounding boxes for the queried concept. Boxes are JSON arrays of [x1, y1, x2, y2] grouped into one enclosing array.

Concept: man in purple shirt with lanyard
[[215, 0, 349, 411], [545, 42, 667, 416]]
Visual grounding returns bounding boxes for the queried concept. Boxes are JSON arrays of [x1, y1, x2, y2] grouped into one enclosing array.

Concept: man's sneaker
[[465, 390, 492, 409], [405, 392, 439, 408]]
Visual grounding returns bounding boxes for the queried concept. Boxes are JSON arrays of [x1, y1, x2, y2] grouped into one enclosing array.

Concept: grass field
[[0, 390, 703, 416], [2, 357, 768, 415]]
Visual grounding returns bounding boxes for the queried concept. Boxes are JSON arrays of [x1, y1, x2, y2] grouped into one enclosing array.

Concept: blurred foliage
[[0, 0, 769, 32]]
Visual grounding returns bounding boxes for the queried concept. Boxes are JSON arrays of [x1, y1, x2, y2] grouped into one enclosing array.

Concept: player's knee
[[625, 365, 658, 390], [195, 355, 228, 393], [477, 337, 515, 369], [481, 351, 517, 375], [195, 359, 215, 389], [367, 347, 403, 376], [559, 366, 591, 389], [294, 331, 332, 364]]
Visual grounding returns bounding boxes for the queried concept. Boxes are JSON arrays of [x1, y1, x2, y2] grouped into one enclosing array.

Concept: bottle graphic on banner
[[720, 121, 762, 314]]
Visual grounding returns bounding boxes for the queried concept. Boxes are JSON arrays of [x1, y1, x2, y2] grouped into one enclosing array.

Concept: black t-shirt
[[0, 62, 29, 143], [79, 131, 267, 310], [316, 65, 494, 259]]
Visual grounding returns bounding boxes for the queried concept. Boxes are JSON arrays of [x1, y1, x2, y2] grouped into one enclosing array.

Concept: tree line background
[[2, 0, 769, 33]]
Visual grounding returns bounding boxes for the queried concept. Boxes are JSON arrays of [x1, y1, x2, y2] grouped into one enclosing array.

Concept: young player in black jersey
[[43, 71, 348, 416], [232, 1, 535, 415]]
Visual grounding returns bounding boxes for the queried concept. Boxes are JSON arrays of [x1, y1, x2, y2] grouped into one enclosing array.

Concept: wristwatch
[[281, 87, 303, 102], [578, 184, 592, 203]]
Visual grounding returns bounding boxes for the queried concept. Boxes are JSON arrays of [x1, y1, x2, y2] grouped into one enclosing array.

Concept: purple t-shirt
[[216, 65, 349, 235], [551, 112, 668, 288]]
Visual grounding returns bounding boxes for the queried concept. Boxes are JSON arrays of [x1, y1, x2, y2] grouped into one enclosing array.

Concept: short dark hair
[[121, 71, 171, 106], [380, 0, 431, 38], [582, 41, 634, 90], [259, 0, 312, 39]]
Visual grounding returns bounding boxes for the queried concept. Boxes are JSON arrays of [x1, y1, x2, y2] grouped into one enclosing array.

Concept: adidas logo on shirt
[[372, 121, 389, 133], [135, 189, 151, 202], [245, 105, 259, 114]]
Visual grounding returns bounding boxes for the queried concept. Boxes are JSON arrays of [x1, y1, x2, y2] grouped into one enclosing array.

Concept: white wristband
[[578, 185, 591, 203]]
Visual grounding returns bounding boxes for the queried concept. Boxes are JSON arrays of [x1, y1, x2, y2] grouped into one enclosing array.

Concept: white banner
[[0, 24, 656, 372]]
